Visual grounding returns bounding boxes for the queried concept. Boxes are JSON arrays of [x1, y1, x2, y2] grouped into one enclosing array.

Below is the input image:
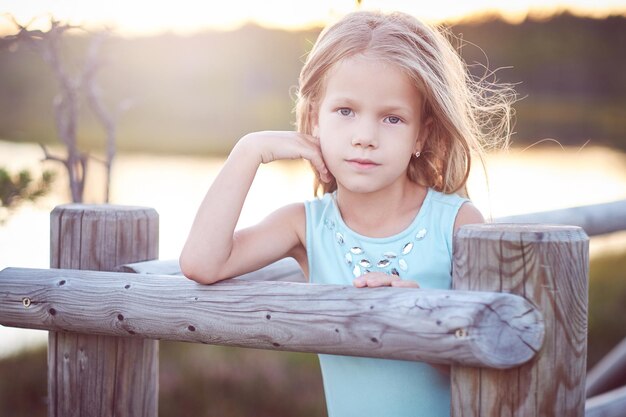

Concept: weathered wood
[[48, 205, 159, 417], [120, 259, 184, 275], [586, 337, 626, 398], [121, 257, 306, 282], [585, 385, 626, 417], [0, 267, 543, 369], [494, 199, 626, 237], [451, 224, 589, 417]]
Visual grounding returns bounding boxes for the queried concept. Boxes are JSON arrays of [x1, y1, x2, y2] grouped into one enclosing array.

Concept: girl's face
[[313, 54, 428, 195]]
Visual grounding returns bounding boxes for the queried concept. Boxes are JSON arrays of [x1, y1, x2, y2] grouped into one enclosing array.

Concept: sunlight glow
[[1, 0, 625, 35]]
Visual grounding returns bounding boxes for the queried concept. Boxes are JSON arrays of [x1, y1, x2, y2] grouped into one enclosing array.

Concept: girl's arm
[[179, 131, 330, 284]]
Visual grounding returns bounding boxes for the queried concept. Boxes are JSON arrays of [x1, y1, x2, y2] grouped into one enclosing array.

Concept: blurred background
[[1, 1, 625, 416]]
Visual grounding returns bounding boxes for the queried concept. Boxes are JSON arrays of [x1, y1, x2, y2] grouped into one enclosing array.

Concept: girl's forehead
[[320, 54, 423, 106], [329, 53, 400, 78]]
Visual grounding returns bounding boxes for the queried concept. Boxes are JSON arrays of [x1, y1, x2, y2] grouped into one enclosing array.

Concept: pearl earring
[[414, 151, 421, 158]]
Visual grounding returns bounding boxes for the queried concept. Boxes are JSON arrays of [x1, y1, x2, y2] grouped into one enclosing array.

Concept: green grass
[[158, 342, 325, 417], [0, 345, 47, 415], [0, 341, 325, 417], [588, 249, 626, 368]]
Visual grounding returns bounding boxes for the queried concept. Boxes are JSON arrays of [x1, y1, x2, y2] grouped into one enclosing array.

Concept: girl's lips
[[346, 159, 380, 169]]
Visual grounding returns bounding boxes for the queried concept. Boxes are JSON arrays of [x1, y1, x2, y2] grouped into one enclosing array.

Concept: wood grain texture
[[451, 224, 589, 417], [48, 205, 159, 417], [0, 267, 543, 368]]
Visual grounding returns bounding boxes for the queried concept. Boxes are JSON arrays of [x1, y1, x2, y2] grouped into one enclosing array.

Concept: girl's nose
[[351, 120, 378, 148]]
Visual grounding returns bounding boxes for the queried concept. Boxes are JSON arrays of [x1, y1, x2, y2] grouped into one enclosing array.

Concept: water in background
[[2, 140, 626, 357]]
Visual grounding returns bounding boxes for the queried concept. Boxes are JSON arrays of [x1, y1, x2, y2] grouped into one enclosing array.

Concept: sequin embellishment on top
[[324, 217, 428, 278]]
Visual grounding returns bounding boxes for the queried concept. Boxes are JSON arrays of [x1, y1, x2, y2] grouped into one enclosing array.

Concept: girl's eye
[[385, 116, 402, 124], [338, 108, 353, 117]]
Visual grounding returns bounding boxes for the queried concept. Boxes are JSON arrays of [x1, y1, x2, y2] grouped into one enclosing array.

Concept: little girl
[[181, 10, 513, 417]]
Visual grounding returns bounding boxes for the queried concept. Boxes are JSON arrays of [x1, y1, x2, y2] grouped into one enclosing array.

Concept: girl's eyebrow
[[325, 96, 414, 114], [324, 96, 357, 106], [379, 104, 413, 115]]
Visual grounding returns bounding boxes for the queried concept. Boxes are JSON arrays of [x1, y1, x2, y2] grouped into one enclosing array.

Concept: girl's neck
[[335, 181, 428, 238]]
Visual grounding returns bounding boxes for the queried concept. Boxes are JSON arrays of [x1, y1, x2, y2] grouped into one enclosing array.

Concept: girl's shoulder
[[303, 192, 335, 217], [427, 188, 468, 209], [425, 189, 484, 230], [303, 193, 342, 239], [268, 202, 307, 228], [305, 191, 334, 204]]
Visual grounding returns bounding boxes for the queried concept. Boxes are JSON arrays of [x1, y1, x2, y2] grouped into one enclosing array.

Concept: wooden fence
[[0, 200, 625, 416]]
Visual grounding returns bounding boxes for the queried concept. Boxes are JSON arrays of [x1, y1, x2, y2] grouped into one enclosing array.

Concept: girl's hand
[[353, 272, 420, 288], [238, 131, 332, 183]]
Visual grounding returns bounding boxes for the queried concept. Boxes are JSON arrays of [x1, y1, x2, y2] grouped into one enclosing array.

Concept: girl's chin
[[335, 181, 387, 195]]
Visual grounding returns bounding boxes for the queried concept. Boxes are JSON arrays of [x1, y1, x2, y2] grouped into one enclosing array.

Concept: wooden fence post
[[49, 205, 159, 417], [451, 224, 588, 416]]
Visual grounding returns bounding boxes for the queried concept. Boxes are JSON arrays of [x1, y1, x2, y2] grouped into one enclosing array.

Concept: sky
[[2, 0, 626, 35]]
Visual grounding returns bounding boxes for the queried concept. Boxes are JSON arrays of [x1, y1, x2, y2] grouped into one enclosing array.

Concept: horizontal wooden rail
[[585, 385, 626, 417], [494, 198, 626, 236], [0, 267, 544, 369], [586, 337, 626, 398], [121, 257, 304, 281]]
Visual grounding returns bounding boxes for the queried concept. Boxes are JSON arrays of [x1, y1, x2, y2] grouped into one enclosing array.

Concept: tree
[[0, 167, 55, 224], [1, 16, 129, 203]]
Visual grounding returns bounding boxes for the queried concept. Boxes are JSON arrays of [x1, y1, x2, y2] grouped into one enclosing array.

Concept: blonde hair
[[295, 11, 515, 197]]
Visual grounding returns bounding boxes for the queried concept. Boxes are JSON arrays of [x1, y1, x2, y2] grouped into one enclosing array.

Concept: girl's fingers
[[307, 150, 330, 182], [298, 135, 331, 183], [353, 272, 408, 288], [353, 276, 367, 287], [366, 272, 396, 287], [245, 131, 332, 183], [353, 272, 420, 288], [391, 280, 420, 288]]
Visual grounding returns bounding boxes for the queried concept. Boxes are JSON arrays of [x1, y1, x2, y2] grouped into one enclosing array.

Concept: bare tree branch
[[3, 15, 124, 203], [39, 143, 68, 167]]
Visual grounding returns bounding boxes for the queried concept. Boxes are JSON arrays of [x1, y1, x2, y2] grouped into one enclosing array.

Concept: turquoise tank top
[[304, 188, 467, 417]]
